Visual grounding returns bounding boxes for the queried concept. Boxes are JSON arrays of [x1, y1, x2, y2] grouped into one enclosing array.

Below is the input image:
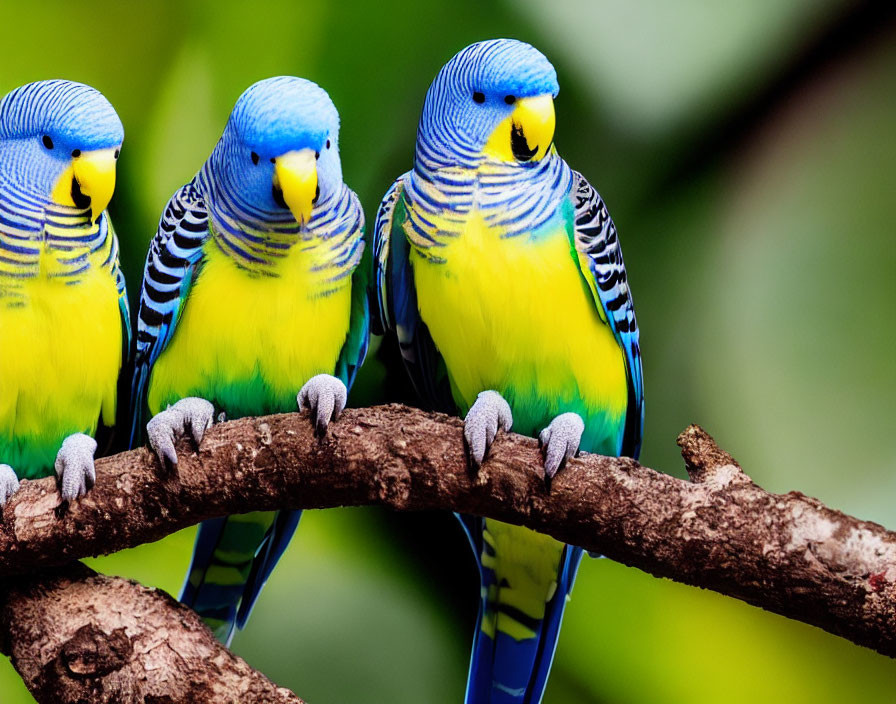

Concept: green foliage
[[1, 1, 894, 701]]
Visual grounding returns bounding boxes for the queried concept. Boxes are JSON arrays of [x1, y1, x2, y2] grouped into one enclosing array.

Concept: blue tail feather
[[179, 509, 302, 645], [236, 509, 303, 629], [523, 546, 583, 702], [458, 514, 583, 704]]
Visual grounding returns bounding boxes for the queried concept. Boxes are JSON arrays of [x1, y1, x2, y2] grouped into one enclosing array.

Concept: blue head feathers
[[0, 80, 123, 217], [208, 76, 342, 224], [228, 76, 338, 158], [0, 80, 123, 149], [417, 39, 559, 167]]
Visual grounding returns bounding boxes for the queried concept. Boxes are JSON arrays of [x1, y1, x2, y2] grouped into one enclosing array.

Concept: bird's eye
[[504, 95, 516, 105], [251, 151, 260, 165], [315, 151, 320, 160], [114, 149, 120, 160], [326, 139, 331, 149], [71, 149, 81, 158], [42, 135, 54, 150], [472, 91, 486, 104]]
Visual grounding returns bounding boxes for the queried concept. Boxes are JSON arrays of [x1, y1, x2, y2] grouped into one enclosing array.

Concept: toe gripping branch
[[146, 398, 215, 469], [297, 374, 347, 437], [463, 390, 513, 469]]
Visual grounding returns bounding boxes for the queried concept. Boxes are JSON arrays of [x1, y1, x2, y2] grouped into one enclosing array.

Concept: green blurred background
[[2, 0, 896, 701]]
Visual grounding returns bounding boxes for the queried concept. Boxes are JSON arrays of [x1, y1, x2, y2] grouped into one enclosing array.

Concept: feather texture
[[374, 39, 643, 703], [130, 77, 369, 642], [0, 80, 128, 479]]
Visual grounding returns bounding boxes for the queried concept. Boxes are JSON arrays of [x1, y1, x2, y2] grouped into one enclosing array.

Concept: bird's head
[[217, 76, 341, 225], [0, 80, 123, 222], [419, 39, 558, 167]]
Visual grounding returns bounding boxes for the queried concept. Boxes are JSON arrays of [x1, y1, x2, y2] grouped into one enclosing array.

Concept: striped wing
[[105, 217, 132, 355], [570, 171, 644, 459], [372, 174, 455, 413], [372, 176, 403, 336], [128, 180, 208, 446], [333, 190, 370, 391], [91, 215, 133, 453]]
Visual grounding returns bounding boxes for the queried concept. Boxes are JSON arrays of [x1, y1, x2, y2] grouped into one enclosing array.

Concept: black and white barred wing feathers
[[571, 171, 644, 459], [128, 180, 209, 446], [372, 173, 455, 413]]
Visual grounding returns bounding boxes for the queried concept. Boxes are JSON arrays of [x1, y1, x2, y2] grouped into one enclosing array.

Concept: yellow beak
[[50, 147, 118, 222], [273, 149, 318, 224], [483, 94, 556, 163]]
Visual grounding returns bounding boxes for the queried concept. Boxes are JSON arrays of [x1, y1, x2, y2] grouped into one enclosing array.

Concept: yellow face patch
[[483, 94, 555, 163], [50, 148, 118, 221]]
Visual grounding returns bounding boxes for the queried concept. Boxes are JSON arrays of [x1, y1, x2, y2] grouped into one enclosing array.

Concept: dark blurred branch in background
[[658, 0, 896, 189], [0, 404, 893, 701], [0, 563, 301, 703]]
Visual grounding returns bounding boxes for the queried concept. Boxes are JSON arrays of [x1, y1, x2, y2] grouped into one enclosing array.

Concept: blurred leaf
[[550, 558, 896, 703], [231, 509, 467, 703], [698, 35, 896, 527]]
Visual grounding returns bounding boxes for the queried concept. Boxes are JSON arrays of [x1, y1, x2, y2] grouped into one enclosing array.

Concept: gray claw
[[55, 433, 97, 501], [539, 412, 585, 479], [463, 390, 513, 468], [0, 464, 20, 507], [297, 374, 347, 436], [146, 397, 215, 468]]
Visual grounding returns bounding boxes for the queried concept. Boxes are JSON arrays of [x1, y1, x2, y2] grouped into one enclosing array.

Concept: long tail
[[180, 509, 302, 645], [458, 515, 583, 704]]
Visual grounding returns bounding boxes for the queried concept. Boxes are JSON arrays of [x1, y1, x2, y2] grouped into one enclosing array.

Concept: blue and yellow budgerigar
[[0, 80, 130, 506], [374, 39, 643, 703], [130, 76, 369, 644]]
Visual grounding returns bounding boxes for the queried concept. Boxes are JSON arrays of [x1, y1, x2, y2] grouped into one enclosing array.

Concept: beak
[[273, 149, 318, 224], [50, 147, 118, 222], [51, 147, 118, 222], [483, 94, 556, 163]]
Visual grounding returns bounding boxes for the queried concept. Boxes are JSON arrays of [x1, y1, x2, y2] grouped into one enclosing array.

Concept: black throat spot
[[272, 183, 287, 209], [510, 122, 537, 162], [70, 177, 91, 211]]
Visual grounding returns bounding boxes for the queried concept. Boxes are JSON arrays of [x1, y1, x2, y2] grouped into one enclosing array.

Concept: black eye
[[251, 151, 260, 165], [42, 135, 54, 150], [315, 151, 320, 160], [114, 149, 120, 160], [71, 149, 81, 158], [326, 139, 331, 149], [472, 91, 485, 104], [504, 95, 516, 105]]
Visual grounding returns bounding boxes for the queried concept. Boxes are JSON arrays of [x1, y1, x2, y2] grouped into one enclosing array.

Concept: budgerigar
[[374, 40, 643, 703], [0, 80, 129, 506], [130, 77, 369, 644]]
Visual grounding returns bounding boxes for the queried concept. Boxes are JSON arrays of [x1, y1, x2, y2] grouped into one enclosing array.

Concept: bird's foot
[[297, 374, 347, 436], [146, 397, 215, 469], [55, 433, 97, 501], [539, 412, 585, 480], [0, 464, 20, 507], [463, 390, 513, 469]]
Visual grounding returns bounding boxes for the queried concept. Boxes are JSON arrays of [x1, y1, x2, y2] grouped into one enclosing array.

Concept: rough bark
[[0, 404, 894, 659], [0, 563, 300, 703]]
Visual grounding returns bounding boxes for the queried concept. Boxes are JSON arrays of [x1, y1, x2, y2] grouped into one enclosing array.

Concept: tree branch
[[0, 563, 301, 703], [0, 404, 894, 659]]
